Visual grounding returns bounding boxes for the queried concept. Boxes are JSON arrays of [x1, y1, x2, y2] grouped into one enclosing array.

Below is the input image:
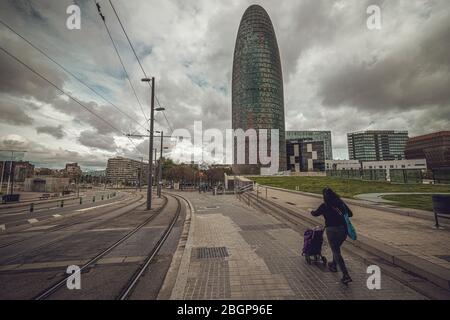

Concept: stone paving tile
[[176, 194, 426, 300]]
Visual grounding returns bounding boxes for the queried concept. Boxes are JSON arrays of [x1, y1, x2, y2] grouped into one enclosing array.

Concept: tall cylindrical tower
[[232, 5, 286, 174]]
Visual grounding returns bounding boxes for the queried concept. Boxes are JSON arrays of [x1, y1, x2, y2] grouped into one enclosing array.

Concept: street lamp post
[[141, 77, 166, 210], [142, 77, 156, 210]]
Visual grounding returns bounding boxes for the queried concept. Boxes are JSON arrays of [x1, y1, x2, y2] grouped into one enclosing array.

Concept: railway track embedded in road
[[33, 194, 179, 300], [117, 193, 183, 300]]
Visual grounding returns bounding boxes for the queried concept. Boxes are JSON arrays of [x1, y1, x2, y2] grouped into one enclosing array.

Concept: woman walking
[[311, 187, 353, 284]]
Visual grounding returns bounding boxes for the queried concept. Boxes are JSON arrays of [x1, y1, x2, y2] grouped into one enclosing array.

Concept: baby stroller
[[302, 226, 327, 266]]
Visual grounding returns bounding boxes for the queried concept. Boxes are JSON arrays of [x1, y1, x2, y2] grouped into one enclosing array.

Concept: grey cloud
[[78, 130, 118, 152], [318, 3, 450, 112], [0, 134, 108, 169], [0, 98, 34, 125], [36, 125, 65, 139]]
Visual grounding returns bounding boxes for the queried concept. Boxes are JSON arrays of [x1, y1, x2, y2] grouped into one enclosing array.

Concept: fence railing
[[1, 192, 118, 214]]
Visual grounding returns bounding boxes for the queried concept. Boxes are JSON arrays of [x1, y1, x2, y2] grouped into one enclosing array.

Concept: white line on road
[[0, 224, 5, 231], [75, 202, 118, 212], [28, 218, 39, 224], [53, 214, 62, 218]]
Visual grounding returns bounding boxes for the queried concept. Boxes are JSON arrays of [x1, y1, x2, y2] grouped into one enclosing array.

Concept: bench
[[432, 195, 450, 228]]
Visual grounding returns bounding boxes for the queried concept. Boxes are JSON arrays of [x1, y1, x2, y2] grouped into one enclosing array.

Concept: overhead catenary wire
[[93, 0, 149, 123], [0, 18, 148, 134], [0, 46, 146, 158], [108, 0, 174, 134]]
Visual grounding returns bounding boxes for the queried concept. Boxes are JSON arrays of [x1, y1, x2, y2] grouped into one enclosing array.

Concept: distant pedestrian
[[311, 187, 353, 285]]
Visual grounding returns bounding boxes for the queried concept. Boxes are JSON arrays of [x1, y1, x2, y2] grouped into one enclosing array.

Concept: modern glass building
[[405, 131, 450, 170], [286, 131, 333, 160], [232, 5, 286, 174], [347, 130, 409, 161], [286, 139, 325, 172]]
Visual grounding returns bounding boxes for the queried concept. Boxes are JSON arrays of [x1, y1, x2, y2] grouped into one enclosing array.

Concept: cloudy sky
[[0, 0, 449, 170]]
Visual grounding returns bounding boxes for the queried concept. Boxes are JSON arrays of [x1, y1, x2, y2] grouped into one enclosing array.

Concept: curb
[[245, 191, 450, 293], [167, 193, 196, 300]]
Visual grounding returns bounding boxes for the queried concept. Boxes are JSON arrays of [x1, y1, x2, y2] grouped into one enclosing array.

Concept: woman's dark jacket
[[311, 203, 353, 227]]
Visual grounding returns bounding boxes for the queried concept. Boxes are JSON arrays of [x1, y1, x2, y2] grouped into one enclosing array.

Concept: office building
[[286, 131, 333, 160], [106, 157, 148, 185], [232, 5, 286, 174], [287, 140, 325, 172], [405, 131, 450, 170], [347, 130, 409, 161]]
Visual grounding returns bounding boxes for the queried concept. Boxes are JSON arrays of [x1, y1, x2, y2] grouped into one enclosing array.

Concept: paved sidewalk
[[354, 192, 450, 204], [258, 187, 450, 272], [169, 193, 425, 300]]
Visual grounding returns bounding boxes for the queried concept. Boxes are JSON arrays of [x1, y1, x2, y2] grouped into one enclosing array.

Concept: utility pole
[[139, 156, 143, 192], [158, 131, 163, 198], [147, 77, 155, 210], [141, 77, 164, 210], [0, 161, 5, 194]]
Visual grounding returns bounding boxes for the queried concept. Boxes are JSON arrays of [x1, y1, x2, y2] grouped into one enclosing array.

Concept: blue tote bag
[[335, 206, 357, 241]]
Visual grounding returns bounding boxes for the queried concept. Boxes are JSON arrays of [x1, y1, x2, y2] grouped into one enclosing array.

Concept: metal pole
[[147, 77, 155, 210], [139, 157, 143, 192], [0, 161, 5, 194], [158, 131, 163, 198], [6, 155, 13, 195]]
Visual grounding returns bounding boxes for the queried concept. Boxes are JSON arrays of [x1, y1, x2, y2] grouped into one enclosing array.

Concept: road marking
[[75, 202, 117, 212], [0, 224, 5, 231], [53, 214, 62, 218], [28, 218, 39, 224]]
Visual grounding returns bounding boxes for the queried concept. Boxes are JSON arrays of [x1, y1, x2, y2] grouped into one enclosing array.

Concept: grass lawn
[[381, 194, 435, 212], [249, 176, 450, 202]]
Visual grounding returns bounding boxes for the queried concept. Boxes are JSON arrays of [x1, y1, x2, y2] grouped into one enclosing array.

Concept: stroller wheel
[[321, 256, 327, 266], [305, 256, 312, 265]]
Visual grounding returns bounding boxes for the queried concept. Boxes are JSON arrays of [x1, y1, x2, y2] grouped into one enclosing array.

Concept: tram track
[[0, 192, 145, 262], [33, 194, 178, 300], [118, 193, 182, 300]]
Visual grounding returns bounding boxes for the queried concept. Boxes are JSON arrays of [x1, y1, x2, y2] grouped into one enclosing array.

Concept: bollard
[[93, 196, 95, 203], [101, 195, 104, 201], [61, 200, 64, 208], [30, 203, 34, 213], [266, 187, 268, 199], [80, 197, 82, 205]]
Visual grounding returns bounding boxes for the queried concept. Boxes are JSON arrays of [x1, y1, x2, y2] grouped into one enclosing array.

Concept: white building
[[325, 160, 361, 171], [361, 159, 427, 170], [361, 159, 427, 181]]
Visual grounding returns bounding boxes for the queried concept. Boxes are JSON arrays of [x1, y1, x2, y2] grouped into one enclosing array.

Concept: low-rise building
[[362, 159, 427, 181], [361, 159, 427, 171], [24, 176, 70, 193], [325, 160, 361, 171]]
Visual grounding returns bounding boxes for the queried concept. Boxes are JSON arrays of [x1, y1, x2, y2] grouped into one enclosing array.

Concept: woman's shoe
[[327, 262, 337, 272], [341, 274, 353, 285]]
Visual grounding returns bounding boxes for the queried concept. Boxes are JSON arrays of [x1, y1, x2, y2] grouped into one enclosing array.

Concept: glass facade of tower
[[347, 130, 409, 161], [232, 5, 286, 174]]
